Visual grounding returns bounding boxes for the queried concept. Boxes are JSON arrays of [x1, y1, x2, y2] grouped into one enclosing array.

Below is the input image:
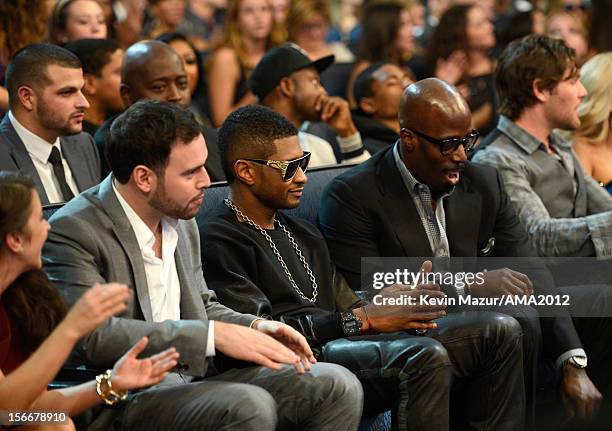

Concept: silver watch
[[565, 355, 588, 369]]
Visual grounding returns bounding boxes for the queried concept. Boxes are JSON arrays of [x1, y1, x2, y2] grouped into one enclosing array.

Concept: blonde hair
[[219, 0, 285, 70], [285, 0, 330, 42], [572, 53, 612, 142], [545, 9, 587, 41]]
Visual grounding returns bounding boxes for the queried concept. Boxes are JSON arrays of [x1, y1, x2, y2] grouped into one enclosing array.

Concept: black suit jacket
[[0, 114, 100, 205], [319, 146, 582, 359]]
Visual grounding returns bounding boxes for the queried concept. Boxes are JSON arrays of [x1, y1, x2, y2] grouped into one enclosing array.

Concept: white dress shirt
[[113, 182, 215, 356], [8, 111, 79, 203]]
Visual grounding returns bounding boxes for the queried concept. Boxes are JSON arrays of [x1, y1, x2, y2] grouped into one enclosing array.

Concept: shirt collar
[[8, 111, 61, 164], [497, 115, 572, 154], [393, 141, 420, 193], [393, 141, 455, 198], [112, 180, 178, 252]]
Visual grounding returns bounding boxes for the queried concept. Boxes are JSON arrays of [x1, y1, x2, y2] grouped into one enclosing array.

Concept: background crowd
[[1, 0, 610, 138]]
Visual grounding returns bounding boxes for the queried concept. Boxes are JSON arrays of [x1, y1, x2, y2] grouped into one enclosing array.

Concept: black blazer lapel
[[445, 176, 481, 256], [376, 148, 433, 257], [0, 116, 50, 204]]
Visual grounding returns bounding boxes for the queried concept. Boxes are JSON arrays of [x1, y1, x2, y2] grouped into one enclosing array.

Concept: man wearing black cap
[[352, 62, 413, 154], [250, 43, 370, 167]]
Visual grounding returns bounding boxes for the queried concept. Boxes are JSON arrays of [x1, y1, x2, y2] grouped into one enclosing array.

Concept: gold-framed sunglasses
[[243, 152, 311, 181]]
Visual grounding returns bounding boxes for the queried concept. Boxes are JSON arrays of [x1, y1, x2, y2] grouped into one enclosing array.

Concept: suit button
[[177, 361, 189, 372]]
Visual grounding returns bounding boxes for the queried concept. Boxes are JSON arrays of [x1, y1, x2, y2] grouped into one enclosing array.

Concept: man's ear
[[278, 77, 294, 98], [532, 78, 551, 103], [120, 83, 133, 107], [399, 128, 416, 152], [17, 86, 36, 111], [234, 160, 256, 186], [83, 73, 97, 96], [131, 165, 157, 194], [358, 97, 377, 115], [4, 231, 24, 254]]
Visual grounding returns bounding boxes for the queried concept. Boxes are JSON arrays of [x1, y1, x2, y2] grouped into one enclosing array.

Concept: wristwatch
[[340, 311, 362, 337], [564, 355, 588, 369]]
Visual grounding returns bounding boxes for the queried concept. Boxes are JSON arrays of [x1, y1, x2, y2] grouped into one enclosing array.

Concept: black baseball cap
[[249, 43, 335, 100]]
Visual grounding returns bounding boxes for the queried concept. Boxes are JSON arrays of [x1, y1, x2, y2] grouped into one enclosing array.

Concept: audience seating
[[43, 164, 392, 431], [42, 202, 66, 220], [320, 62, 354, 98]]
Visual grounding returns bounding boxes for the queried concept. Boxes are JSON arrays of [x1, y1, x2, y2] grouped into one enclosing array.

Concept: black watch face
[[342, 315, 361, 336]]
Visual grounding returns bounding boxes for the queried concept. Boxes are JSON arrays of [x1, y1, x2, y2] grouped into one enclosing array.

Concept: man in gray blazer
[[0, 43, 100, 205], [42, 100, 363, 431]]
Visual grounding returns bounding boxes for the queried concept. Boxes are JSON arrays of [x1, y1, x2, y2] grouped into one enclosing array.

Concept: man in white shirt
[[0, 43, 100, 204], [42, 99, 363, 431], [250, 43, 370, 167]]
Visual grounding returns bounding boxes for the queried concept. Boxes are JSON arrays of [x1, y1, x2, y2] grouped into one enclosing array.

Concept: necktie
[[47, 146, 75, 201]]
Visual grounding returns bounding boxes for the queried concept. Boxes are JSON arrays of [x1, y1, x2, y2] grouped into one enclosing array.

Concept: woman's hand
[[111, 337, 179, 393]]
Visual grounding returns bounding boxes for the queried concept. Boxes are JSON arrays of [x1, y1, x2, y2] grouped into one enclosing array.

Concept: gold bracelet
[[95, 369, 128, 406]]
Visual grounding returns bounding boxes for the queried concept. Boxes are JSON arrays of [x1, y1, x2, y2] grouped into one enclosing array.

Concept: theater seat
[[320, 62, 354, 98], [42, 202, 65, 220]]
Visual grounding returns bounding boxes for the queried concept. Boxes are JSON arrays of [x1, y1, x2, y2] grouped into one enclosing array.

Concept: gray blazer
[[0, 114, 101, 205], [42, 176, 258, 377]]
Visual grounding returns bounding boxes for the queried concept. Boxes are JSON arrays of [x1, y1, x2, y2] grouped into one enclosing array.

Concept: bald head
[[120, 40, 190, 108], [399, 78, 471, 133]]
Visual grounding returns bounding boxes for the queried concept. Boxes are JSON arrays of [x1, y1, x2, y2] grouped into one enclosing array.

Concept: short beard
[[149, 180, 197, 220], [36, 103, 80, 136]]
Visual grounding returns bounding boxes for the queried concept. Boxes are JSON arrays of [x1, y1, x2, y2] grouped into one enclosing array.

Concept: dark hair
[[218, 105, 298, 182], [353, 61, 386, 102], [426, 5, 471, 71], [64, 38, 120, 77], [0, 172, 67, 352], [0, 172, 36, 252], [5, 43, 82, 109], [107, 100, 201, 183], [50, 0, 73, 44], [496, 35, 577, 120], [495, 11, 537, 55], [358, 2, 406, 63], [156, 32, 206, 98], [590, 0, 612, 53], [4, 270, 67, 352]]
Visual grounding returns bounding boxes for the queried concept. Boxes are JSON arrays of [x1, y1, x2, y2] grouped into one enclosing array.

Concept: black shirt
[[198, 203, 363, 346]]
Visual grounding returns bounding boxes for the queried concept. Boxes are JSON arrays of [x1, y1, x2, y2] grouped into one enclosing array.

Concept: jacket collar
[[375, 146, 481, 256]]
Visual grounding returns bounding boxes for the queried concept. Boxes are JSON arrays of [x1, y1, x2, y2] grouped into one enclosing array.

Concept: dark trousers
[[537, 284, 612, 431], [323, 311, 525, 431]]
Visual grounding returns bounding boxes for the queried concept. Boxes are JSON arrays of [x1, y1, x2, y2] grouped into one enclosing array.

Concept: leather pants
[[322, 311, 525, 431]]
